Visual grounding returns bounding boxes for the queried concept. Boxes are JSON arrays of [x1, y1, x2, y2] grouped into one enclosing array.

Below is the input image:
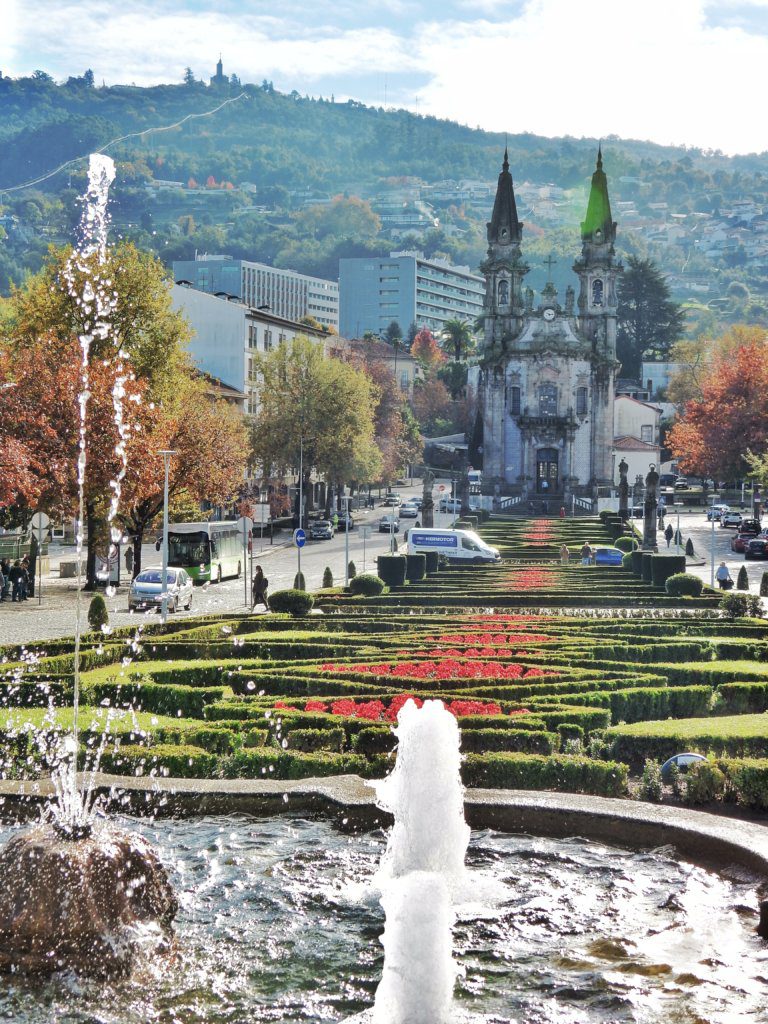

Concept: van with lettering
[[407, 528, 501, 564]]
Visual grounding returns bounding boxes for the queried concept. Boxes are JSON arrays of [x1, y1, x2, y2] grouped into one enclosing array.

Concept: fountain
[[0, 155, 177, 978]]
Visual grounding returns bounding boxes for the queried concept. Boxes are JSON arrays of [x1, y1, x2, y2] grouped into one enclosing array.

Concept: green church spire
[[581, 144, 615, 244]]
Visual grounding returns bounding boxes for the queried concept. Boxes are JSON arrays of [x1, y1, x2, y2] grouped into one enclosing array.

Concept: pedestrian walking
[[716, 562, 733, 590], [125, 545, 134, 577], [19, 557, 30, 600], [559, 506, 565, 519], [559, 543, 570, 565], [8, 560, 23, 602], [252, 565, 269, 611], [664, 522, 674, 548], [580, 541, 593, 566]]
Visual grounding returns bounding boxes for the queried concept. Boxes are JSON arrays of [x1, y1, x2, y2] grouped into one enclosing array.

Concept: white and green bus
[[166, 522, 243, 584]]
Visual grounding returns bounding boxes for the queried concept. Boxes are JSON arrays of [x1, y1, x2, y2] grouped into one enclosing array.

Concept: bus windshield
[[168, 530, 210, 568]]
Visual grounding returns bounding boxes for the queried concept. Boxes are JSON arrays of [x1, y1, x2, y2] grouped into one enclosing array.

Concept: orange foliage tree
[[667, 328, 768, 480], [411, 328, 445, 370]]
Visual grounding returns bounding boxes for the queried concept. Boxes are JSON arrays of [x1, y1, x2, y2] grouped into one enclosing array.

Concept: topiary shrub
[[268, 589, 314, 617], [651, 554, 686, 588], [322, 566, 333, 588], [621, 552, 633, 570], [761, 572, 768, 597], [405, 553, 427, 582], [685, 761, 726, 804], [348, 573, 385, 596], [87, 594, 109, 632], [639, 759, 663, 802], [424, 550, 439, 574], [630, 550, 643, 577], [640, 551, 654, 583], [665, 572, 703, 597], [293, 572, 306, 592], [614, 536, 637, 553], [685, 537, 695, 557], [720, 592, 762, 619], [377, 555, 407, 588], [737, 565, 749, 591], [348, 561, 357, 579]]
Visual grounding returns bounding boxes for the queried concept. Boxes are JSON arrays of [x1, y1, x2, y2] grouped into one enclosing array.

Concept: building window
[[264, 330, 272, 351], [576, 386, 588, 416], [641, 424, 654, 443], [539, 383, 558, 417], [400, 370, 409, 389], [508, 385, 521, 415], [248, 324, 258, 348], [592, 279, 604, 307]]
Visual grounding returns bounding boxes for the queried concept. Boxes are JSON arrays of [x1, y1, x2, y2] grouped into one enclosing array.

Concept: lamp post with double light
[[158, 449, 177, 624]]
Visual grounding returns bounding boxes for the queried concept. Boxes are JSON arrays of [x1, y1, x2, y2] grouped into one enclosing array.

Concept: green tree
[[439, 318, 475, 363], [183, 67, 196, 86], [617, 256, 685, 379], [384, 321, 403, 345]]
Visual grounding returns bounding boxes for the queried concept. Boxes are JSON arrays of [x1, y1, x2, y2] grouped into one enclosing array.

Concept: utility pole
[[158, 450, 177, 624]]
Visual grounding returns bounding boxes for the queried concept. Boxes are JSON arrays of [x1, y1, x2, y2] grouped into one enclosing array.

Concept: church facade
[[472, 148, 621, 502]]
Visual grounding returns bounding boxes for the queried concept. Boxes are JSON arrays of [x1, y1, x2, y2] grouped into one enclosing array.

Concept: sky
[[2, 0, 768, 154]]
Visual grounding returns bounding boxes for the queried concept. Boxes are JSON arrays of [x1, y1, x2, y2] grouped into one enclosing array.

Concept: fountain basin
[[0, 822, 177, 977]]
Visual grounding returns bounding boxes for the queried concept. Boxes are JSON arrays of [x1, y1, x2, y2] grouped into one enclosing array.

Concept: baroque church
[[472, 147, 620, 503]]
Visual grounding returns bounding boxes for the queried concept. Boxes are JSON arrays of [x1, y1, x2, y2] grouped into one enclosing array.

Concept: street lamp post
[[158, 449, 177, 625], [341, 494, 351, 587], [710, 492, 718, 588]]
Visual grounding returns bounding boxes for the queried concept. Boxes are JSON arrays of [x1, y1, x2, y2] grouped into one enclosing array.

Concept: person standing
[[559, 506, 566, 519], [8, 560, 23, 602], [580, 541, 593, 566], [664, 522, 674, 548], [559, 543, 570, 565], [19, 557, 30, 600], [124, 544, 134, 578], [252, 565, 269, 611], [716, 562, 733, 589], [0, 559, 10, 601]]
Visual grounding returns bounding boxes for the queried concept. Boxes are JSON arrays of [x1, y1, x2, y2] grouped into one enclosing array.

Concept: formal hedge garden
[[3, 513, 768, 810]]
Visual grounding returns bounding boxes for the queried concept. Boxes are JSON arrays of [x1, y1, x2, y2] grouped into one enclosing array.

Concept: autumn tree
[[616, 256, 685, 379], [411, 328, 445, 371], [411, 378, 454, 436], [250, 337, 382, 514], [667, 325, 756, 406], [667, 328, 768, 481], [302, 195, 381, 242]]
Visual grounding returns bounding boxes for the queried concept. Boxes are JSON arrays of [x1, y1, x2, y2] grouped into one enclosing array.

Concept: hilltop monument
[[472, 147, 621, 504]]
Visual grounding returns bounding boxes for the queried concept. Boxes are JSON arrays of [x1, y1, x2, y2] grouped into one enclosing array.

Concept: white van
[[407, 528, 501, 564]]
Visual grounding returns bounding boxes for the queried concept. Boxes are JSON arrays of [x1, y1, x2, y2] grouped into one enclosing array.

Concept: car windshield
[[135, 570, 176, 585], [168, 531, 209, 567]]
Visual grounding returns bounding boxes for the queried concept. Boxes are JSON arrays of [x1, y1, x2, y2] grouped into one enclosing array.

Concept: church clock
[[542, 308, 555, 321]]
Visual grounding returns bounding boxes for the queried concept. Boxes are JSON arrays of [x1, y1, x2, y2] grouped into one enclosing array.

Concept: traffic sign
[[236, 515, 254, 534], [30, 512, 50, 533], [293, 528, 306, 548], [360, 526, 372, 539]]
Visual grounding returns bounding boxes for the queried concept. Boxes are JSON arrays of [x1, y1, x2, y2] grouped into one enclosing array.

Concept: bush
[[651, 554, 686, 589], [685, 760, 726, 804], [268, 589, 315, 617], [286, 727, 345, 753], [87, 594, 109, 632], [348, 561, 357, 579], [557, 723, 585, 746], [352, 727, 397, 757], [716, 757, 768, 809], [424, 551, 439, 574], [322, 567, 334, 588], [685, 538, 695, 557], [760, 572, 768, 597], [621, 552, 633, 570], [737, 565, 749, 591], [377, 555, 407, 588], [614, 536, 637, 553], [720, 592, 762, 619], [641, 552, 654, 583], [665, 573, 703, 597], [460, 729, 557, 755], [461, 752, 628, 796], [293, 572, 306, 591], [639, 759, 663, 801], [100, 743, 218, 779], [348, 573, 385, 596], [630, 550, 643, 577], [405, 554, 427, 582]]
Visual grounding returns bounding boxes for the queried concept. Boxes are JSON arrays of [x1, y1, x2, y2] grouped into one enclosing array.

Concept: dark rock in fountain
[[0, 822, 178, 977]]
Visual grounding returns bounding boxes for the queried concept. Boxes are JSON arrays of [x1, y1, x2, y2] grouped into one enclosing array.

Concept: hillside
[[2, 71, 768, 327]]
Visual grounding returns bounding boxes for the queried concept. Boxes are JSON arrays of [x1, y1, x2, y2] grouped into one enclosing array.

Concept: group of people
[[557, 542, 598, 565], [0, 556, 34, 602]]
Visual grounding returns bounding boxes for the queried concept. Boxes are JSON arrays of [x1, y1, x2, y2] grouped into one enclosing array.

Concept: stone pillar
[[642, 464, 659, 551], [421, 469, 435, 528], [618, 457, 629, 521]]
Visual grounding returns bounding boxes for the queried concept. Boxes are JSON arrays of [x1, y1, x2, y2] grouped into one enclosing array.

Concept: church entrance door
[[536, 448, 559, 493]]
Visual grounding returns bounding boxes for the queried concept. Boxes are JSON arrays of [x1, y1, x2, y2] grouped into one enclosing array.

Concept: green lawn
[[606, 714, 768, 740], [0, 707, 197, 735]]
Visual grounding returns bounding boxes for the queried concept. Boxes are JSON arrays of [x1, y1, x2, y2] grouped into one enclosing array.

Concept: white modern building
[[173, 255, 340, 330], [171, 284, 330, 416]]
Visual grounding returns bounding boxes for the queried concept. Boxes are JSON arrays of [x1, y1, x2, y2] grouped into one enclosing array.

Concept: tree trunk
[[84, 501, 98, 591], [132, 530, 144, 579]]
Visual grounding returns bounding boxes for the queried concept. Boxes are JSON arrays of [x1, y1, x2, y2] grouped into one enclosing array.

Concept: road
[[0, 479, 464, 645], [662, 507, 768, 594]]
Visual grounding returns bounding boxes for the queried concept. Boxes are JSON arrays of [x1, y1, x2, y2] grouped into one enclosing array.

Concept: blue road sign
[[293, 528, 306, 548]]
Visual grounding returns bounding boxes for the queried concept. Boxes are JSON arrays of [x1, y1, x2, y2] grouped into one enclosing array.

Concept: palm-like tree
[[439, 319, 475, 362]]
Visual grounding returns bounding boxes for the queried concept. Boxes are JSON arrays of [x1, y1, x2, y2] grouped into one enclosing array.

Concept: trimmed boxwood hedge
[[461, 752, 628, 795], [406, 554, 427, 582], [348, 574, 386, 596], [377, 555, 407, 587], [424, 551, 440, 574], [651, 554, 687, 588], [665, 573, 703, 597], [268, 589, 315, 616], [641, 552, 654, 583]]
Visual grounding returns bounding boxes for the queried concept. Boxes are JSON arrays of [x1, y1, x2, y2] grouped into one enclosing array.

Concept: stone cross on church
[[470, 146, 621, 503]]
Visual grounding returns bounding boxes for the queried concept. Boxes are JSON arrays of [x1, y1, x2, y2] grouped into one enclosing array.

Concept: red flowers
[[319, 660, 548, 680], [273, 694, 534, 722], [424, 631, 553, 646], [508, 569, 556, 591]]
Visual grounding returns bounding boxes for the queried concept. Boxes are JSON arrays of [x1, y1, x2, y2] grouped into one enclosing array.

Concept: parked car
[[399, 502, 419, 518], [438, 497, 463, 513], [379, 515, 400, 533], [738, 519, 761, 536], [129, 567, 193, 613], [334, 514, 355, 532], [309, 519, 334, 540], [745, 537, 768, 559], [720, 511, 743, 528], [674, 478, 689, 490], [731, 531, 755, 553], [382, 494, 401, 507], [630, 505, 666, 520], [706, 504, 730, 521]]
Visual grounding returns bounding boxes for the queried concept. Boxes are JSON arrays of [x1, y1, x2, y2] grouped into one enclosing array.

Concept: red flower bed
[[508, 569, 556, 591], [424, 631, 553, 645], [319, 659, 549, 680], [274, 694, 532, 721]]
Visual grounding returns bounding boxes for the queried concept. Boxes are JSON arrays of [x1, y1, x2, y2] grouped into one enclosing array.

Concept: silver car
[[129, 567, 194, 613]]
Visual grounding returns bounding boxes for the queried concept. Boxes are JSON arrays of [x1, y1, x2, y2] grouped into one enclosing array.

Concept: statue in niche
[[421, 468, 435, 528], [498, 278, 509, 305], [618, 457, 629, 520], [592, 279, 604, 307], [643, 463, 659, 550]]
